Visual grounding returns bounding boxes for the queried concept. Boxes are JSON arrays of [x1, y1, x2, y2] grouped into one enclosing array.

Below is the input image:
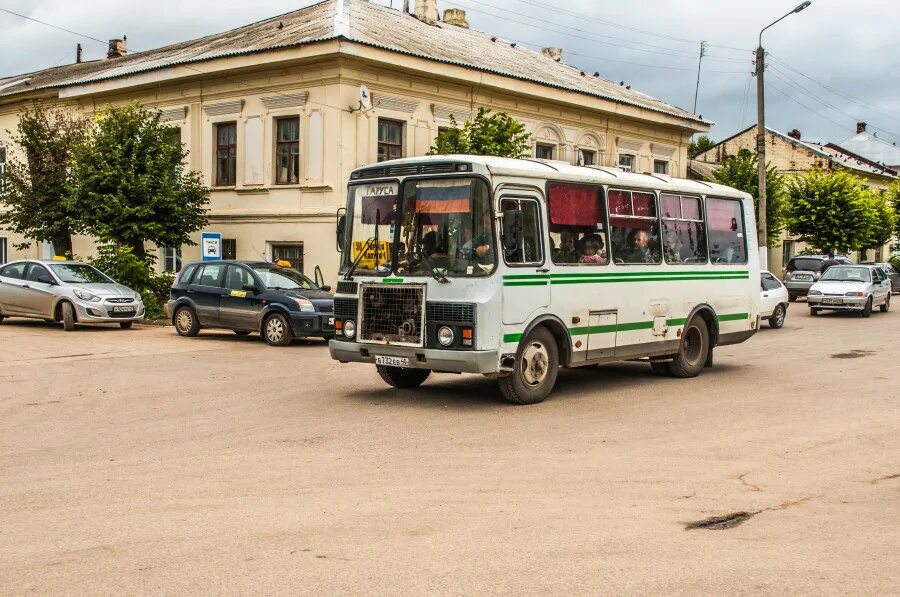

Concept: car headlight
[[437, 326, 455, 347], [291, 297, 315, 312], [808, 290, 822, 296], [343, 320, 356, 339], [844, 291, 864, 297], [73, 289, 101, 302]]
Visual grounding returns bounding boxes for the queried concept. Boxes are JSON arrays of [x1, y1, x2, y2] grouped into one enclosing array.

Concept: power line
[[766, 78, 855, 132], [0, 7, 107, 45]]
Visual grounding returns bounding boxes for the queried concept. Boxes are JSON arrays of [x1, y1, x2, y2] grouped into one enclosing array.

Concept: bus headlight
[[437, 326, 454, 347], [343, 320, 356, 339]]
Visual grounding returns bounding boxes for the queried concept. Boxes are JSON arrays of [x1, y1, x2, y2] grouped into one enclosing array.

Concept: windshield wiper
[[415, 243, 449, 284], [344, 237, 376, 281]]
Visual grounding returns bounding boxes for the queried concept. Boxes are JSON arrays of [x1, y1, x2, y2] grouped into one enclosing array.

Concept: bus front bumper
[[329, 340, 500, 374]]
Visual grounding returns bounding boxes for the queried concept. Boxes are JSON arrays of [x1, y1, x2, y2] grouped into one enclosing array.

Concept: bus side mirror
[[502, 209, 523, 253], [336, 209, 346, 253]]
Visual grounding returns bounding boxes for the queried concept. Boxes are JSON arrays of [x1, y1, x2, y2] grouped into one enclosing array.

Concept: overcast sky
[[2, 0, 898, 145]]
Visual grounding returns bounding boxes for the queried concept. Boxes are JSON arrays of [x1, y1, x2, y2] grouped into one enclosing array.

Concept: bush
[[88, 244, 173, 320]]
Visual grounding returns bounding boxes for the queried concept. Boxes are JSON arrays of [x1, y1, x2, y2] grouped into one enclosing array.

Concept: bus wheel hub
[[522, 342, 549, 386]]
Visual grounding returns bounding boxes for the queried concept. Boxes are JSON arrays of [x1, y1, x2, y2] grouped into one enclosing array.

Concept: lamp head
[[793, 1, 811, 13]]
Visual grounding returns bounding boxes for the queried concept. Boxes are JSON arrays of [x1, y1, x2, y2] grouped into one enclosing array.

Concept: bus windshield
[[394, 178, 495, 277], [340, 181, 400, 276]]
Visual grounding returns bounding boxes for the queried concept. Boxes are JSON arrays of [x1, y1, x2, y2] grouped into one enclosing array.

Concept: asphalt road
[[0, 305, 898, 596]]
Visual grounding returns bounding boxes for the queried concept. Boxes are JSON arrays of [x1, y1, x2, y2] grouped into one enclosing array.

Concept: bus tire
[[376, 365, 430, 388], [668, 317, 709, 379], [498, 326, 559, 405]]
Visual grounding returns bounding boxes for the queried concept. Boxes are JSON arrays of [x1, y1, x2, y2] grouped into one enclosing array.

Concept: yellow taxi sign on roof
[[52, 255, 67, 261], [275, 259, 292, 268]]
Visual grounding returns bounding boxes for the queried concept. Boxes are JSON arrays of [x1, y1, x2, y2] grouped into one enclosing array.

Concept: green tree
[[688, 135, 715, 159], [72, 102, 209, 260], [784, 169, 871, 254], [889, 181, 900, 251], [0, 104, 90, 255], [711, 148, 786, 248], [859, 189, 896, 256], [428, 108, 530, 158]]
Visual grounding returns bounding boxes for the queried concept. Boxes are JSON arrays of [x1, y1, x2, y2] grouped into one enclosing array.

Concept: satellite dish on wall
[[359, 85, 372, 110]]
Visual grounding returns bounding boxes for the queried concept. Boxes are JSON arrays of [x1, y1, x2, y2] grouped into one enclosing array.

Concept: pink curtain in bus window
[[707, 198, 740, 230], [660, 193, 680, 218], [610, 215, 653, 230], [361, 195, 396, 224], [633, 192, 656, 217], [682, 197, 701, 220], [548, 184, 598, 226], [608, 190, 631, 215]]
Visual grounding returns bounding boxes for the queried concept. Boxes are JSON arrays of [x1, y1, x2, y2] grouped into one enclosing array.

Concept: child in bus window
[[579, 236, 606, 264]]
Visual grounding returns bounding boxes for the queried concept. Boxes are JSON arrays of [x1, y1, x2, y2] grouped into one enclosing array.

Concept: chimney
[[857, 122, 867, 134], [442, 8, 469, 28], [107, 37, 128, 59], [76, 43, 83, 64], [541, 47, 562, 62], [414, 0, 439, 25], [787, 128, 801, 140]]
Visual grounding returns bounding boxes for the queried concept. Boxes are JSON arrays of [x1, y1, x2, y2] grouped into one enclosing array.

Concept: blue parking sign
[[201, 232, 222, 261]]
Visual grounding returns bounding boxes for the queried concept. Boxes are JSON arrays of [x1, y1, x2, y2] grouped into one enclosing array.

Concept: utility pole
[[693, 41, 707, 115], [755, 1, 811, 271]]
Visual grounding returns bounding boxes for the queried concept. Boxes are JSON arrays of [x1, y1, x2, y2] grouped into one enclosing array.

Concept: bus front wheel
[[498, 326, 559, 405], [668, 317, 710, 379]]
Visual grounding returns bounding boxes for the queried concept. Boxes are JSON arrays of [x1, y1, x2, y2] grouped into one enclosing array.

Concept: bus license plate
[[375, 355, 409, 367]]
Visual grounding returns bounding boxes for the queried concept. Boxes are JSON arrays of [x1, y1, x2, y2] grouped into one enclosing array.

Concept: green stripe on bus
[[503, 270, 749, 281], [382, 278, 405, 284], [505, 275, 749, 287], [503, 313, 748, 344]]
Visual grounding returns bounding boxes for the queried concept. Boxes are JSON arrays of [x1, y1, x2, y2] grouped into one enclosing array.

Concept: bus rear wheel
[[668, 317, 709, 379], [498, 326, 559, 405], [376, 365, 431, 388]]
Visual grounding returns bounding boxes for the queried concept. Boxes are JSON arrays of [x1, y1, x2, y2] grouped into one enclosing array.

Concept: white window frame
[[535, 143, 556, 160], [653, 159, 669, 175], [0, 145, 7, 193], [578, 149, 596, 166], [161, 246, 182, 274], [617, 154, 634, 172]]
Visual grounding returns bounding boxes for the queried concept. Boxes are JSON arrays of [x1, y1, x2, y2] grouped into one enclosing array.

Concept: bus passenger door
[[500, 194, 550, 324], [587, 310, 617, 359]]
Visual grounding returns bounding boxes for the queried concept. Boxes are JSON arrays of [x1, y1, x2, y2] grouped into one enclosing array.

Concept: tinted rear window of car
[[788, 258, 822, 271]]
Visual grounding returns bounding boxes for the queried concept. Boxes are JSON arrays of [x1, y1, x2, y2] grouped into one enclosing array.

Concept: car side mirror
[[321, 285, 332, 293], [242, 284, 258, 293], [336, 209, 347, 253], [37, 276, 55, 285]]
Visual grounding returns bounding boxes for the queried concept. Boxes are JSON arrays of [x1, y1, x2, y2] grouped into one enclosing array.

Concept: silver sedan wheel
[[176, 309, 193, 333], [521, 341, 550, 387], [265, 316, 286, 343]]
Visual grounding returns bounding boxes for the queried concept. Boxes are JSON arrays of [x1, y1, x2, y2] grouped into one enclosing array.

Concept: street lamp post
[[756, 1, 811, 270]]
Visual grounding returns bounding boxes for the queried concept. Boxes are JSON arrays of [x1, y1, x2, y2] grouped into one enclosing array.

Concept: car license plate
[[822, 298, 843, 305], [375, 355, 410, 367], [112, 306, 136, 313], [795, 274, 812, 281]]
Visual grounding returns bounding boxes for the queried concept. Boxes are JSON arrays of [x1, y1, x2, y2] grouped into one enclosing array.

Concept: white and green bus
[[329, 156, 760, 404]]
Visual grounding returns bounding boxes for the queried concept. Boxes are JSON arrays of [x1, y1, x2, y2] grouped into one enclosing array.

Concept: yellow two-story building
[[0, 0, 709, 280]]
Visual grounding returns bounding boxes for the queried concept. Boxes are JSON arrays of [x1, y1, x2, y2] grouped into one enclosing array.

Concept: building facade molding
[[261, 91, 309, 111], [202, 100, 244, 117]]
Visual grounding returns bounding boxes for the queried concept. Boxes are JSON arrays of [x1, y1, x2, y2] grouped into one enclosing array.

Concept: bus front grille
[[359, 284, 425, 347]]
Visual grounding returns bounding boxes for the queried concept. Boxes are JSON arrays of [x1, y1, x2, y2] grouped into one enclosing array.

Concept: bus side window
[[661, 193, 708, 264], [707, 197, 747, 264], [547, 182, 608, 266], [500, 198, 543, 266], [609, 189, 661, 265]]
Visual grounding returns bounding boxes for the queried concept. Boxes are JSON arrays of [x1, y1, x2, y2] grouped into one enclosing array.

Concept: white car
[[760, 271, 789, 328], [806, 265, 892, 317]]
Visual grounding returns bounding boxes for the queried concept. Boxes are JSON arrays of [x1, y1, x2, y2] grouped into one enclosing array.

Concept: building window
[[168, 127, 182, 148], [782, 240, 794, 268], [162, 246, 182, 273], [535, 143, 555, 160], [653, 160, 669, 175], [377, 119, 404, 162], [215, 122, 237, 186], [617, 154, 634, 172], [0, 237, 7, 265], [578, 149, 596, 166], [275, 117, 300, 184], [222, 238, 237, 261], [272, 243, 304, 272]]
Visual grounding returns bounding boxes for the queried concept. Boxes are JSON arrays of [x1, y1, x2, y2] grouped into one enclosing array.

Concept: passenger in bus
[[663, 230, 683, 263], [579, 236, 606, 264], [626, 229, 657, 263], [555, 229, 579, 263]]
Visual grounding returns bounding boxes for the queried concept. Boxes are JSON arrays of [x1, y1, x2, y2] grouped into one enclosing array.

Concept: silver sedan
[[0, 260, 145, 330], [806, 265, 892, 318]]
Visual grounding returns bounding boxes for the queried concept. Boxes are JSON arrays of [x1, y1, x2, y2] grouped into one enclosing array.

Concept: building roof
[[698, 124, 897, 180], [0, 0, 705, 126], [836, 130, 900, 168]]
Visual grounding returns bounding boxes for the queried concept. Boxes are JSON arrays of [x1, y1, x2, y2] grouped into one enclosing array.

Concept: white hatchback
[[760, 271, 789, 328]]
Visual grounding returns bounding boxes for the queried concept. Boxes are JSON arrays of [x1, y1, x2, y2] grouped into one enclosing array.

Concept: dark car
[[860, 262, 900, 294], [782, 254, 852, 301], [165, 261, 334, 346]]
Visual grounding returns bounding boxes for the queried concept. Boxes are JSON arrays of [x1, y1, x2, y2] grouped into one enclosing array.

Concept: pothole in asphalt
[[684, 511, 755, 530], [831, 349, 876, 359]]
